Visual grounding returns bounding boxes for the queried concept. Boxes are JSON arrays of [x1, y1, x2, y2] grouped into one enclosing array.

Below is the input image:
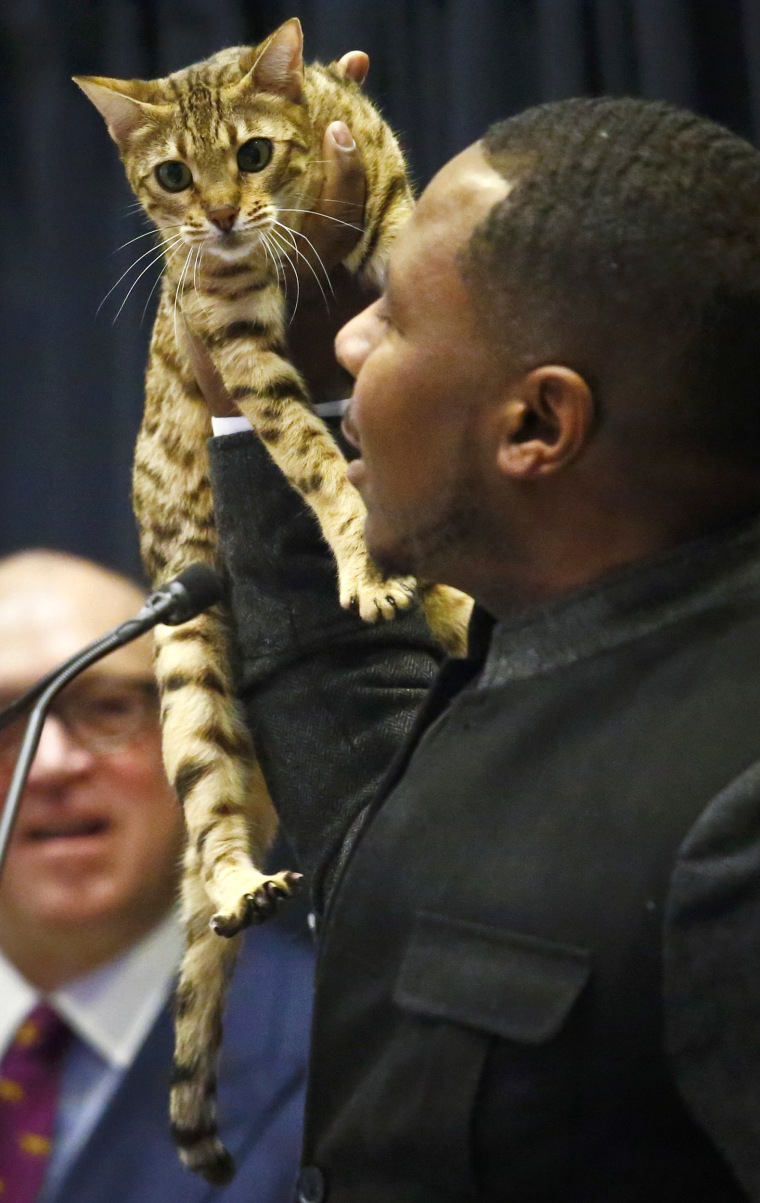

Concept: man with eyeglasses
[[0, 549, 314, 1203]]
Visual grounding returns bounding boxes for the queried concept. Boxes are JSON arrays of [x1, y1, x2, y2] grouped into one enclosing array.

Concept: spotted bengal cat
[[75, 17, 471, 1183]]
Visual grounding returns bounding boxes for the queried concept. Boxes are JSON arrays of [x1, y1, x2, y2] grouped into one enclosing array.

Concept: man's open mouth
[[27, 819, 109, 842]]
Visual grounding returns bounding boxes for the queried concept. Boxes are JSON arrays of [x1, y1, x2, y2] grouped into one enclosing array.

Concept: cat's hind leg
[[155, 615, 299, 934]]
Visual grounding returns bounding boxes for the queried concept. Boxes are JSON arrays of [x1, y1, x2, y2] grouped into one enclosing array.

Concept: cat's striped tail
[[169, 871, 240, 1185]]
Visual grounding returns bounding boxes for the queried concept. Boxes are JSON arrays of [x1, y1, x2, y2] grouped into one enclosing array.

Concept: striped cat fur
[[75, 17, 472, 1184]]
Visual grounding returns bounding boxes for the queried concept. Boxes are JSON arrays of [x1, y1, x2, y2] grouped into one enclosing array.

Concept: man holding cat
[[199, 94, 760, 1200], [0, 550, 314, 1203]]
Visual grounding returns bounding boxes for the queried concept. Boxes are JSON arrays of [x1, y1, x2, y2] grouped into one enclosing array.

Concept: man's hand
[[285, 109, 375, 402], [184, 49, 375, 415], [289, 47, 369, 287]]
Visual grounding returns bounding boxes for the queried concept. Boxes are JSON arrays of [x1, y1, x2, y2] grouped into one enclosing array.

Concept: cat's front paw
[[340, 563, 417, 623], [209, 870, 302, 937]]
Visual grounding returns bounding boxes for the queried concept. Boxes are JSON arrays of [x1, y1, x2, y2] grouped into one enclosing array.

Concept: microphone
[[0, 563, 224, 878]]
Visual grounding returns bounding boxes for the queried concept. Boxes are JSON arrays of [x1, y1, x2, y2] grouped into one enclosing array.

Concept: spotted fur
[[75, 18, 470, 1183]]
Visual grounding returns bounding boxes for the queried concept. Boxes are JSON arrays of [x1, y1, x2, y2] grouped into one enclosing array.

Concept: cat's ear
[[246, 17, 304, 103], [73, 75, 167, 147]]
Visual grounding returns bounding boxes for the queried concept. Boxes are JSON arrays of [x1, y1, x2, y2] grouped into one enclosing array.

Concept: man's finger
[[297, 121, 365, 276], [337, 51, 370, 85]]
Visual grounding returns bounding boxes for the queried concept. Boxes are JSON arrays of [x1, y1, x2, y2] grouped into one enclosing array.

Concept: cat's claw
[[209, 871, 302, 937], [341, 573, 417, 623]]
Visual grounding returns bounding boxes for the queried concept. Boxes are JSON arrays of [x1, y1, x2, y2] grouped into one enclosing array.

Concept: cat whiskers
[[298, 190, 366, 216], [140, 239, 185, 326], [274, 208, 363, 310], [266, 228, 302, 315], [275, 207, 363, 234], [272, 221, 334, 305], [269, 224, 330, 316], [260, 229, 291, 307], [99, 234, 186, 321], [113, 236, 187, 326], [111, 224, 183, 256], [189, 245, 216, 325], [172, 247, 195, 346], [191, 244, 202, 304], [259, 230, 286, 296], [120, 199, 151, 218]]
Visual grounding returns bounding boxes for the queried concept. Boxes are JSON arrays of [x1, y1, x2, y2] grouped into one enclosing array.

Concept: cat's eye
[[155, 161, 193, 192], [237, 139, 273, 173]]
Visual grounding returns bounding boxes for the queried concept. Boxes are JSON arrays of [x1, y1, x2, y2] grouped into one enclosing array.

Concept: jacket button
[[296, 1165, 325, 1203]]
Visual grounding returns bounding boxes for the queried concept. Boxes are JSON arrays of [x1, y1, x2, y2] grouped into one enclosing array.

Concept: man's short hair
[[460, 97, 760, 469]]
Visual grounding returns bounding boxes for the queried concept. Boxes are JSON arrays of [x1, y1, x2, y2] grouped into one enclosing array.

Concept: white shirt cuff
[[314, 399, 350, 418], [211, 415, 254, 436], [211, 399, 349, 438]]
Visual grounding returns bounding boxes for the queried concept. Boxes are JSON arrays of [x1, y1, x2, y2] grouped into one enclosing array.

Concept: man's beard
[[372, 461, 484, 585]]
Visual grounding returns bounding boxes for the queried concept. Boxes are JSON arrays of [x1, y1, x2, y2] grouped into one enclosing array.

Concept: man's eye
[[93, 696, 134, 716], [155, 161, 193, 192], [77, 695, 136, 724]]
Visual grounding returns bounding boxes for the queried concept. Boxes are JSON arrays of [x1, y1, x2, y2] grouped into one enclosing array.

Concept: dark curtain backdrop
[[2, 0, 760, 577]]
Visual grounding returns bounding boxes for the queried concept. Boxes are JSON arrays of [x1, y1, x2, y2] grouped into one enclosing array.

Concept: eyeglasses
[[0, 675, 160, 764]]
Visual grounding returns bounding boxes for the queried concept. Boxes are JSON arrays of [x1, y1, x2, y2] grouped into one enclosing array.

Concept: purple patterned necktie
[[0, 1002, 72, 1202]]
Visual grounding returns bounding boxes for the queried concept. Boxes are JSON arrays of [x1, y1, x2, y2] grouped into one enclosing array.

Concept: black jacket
[[210, 431, 760, 1202]]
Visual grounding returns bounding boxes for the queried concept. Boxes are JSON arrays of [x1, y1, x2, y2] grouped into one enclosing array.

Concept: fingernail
[[329, 121, 356, 151]]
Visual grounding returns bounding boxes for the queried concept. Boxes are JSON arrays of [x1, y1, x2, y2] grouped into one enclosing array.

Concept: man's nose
[[27, 715, 95, 783], [334, 302, 380, 380]]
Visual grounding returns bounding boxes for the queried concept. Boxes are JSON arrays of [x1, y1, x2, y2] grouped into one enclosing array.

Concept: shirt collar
[[480, 512, 760, 688], [0, 911, 183, 1068]]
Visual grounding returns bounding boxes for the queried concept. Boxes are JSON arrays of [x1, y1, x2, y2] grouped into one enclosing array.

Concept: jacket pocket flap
[[394, 910, 590, 1043]]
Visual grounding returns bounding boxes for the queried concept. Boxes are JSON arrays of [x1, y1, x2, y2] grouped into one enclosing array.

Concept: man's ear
[[495, 366, 595, 479]]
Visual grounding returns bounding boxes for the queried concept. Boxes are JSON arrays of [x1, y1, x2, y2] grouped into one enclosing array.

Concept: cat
[[75, 17, 472, 1184]]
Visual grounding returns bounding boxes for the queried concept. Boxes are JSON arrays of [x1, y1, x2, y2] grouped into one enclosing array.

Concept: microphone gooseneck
[[0, 563, 224, 879]]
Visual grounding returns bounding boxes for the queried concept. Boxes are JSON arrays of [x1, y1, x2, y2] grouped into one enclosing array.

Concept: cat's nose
[[207, 206, 239, 233]]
